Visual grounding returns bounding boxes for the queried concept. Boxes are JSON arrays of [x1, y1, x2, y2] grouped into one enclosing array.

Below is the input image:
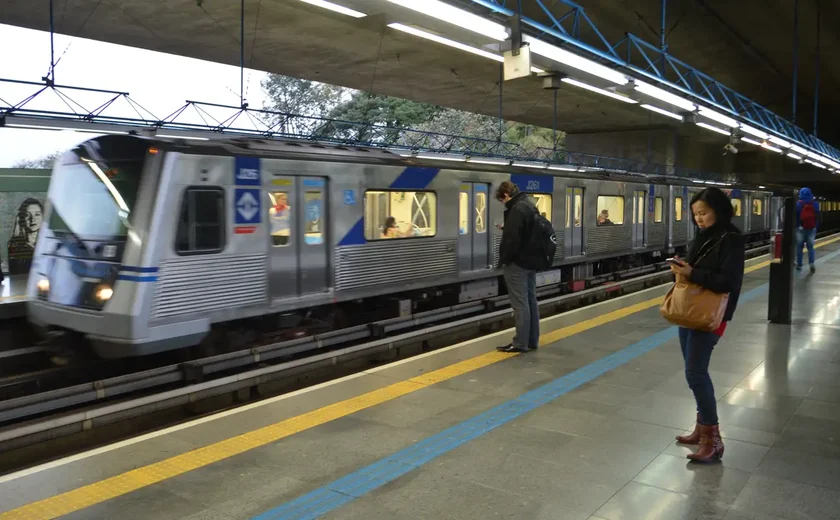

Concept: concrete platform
[[2, 240, 840, 520], [0, 275, 26, 320]]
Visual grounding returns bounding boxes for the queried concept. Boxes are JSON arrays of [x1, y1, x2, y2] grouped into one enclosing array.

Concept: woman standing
[[668, 187, 744, 462]]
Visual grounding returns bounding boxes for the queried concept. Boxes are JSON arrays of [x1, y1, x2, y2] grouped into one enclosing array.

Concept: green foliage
[[261, 73, 565, 151]]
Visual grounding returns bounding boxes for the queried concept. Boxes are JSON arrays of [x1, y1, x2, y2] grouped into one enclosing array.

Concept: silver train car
[[27, 135, 779, 358]]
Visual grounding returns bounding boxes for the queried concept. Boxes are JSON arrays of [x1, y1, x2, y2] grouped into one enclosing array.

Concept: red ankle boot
[[687, 424, 724, 462], [676, 413, 701, 445]]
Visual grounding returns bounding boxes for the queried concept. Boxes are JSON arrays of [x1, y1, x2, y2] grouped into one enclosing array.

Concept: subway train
[[24, 135, 838, 358]]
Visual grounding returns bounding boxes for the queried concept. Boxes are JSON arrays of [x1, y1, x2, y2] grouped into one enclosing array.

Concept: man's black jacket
[[498, 192, 542, 270]]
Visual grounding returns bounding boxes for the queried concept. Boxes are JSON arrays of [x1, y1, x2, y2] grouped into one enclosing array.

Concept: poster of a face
[[0, 193, 46, 275]]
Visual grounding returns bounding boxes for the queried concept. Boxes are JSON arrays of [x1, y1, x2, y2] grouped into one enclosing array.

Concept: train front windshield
[[48, 137, 146, 241]]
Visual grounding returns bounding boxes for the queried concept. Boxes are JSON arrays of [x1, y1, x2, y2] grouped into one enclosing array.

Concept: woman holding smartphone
[[668, 187, 744, 462]]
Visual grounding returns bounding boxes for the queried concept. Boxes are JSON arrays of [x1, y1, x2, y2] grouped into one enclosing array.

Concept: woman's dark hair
[[384, 216, 397, 229], [689, 187, 733, 224]]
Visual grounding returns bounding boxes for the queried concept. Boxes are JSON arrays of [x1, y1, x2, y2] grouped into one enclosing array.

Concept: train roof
[[68, 133, 777, 194]]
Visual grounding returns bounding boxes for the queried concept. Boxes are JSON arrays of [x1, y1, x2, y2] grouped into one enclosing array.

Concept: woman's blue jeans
[[678, 327, 720, 425]]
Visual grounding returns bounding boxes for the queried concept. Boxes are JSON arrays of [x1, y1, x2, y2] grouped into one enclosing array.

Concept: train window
[[528, 194, 552, 221], [753, 199, 763, 215], [175, 187, 225, 254], [304, 191, 323, 245], [597, 196, 624, 225], [459, 192, 469, 235], [574, 193, 582, 227], [674, 197, 683, 221], [364, 190, 437, 240], [654, 197, 664, 223], [269, 192, 291, 247], [475, 192, 487, 233], [732, 198, 742, 216]]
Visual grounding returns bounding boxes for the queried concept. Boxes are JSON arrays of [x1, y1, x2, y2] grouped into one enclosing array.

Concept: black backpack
[[525, 207, 557, 269]]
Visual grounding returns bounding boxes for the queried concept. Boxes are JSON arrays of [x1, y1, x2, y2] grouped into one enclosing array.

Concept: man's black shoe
[[496, 344, 530, 353]]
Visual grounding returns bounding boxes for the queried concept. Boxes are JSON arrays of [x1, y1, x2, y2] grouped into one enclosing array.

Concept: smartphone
[[665, 257, 684, 266]]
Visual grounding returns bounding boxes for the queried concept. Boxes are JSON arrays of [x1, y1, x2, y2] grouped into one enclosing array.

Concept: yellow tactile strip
[[2, 236, 838, 520]]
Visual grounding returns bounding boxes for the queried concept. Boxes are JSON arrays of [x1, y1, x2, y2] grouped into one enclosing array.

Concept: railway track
[[0, 235, 820, 473]]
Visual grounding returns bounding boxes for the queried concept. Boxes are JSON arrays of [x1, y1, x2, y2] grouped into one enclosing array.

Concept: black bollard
[[768, 195, 796, 323]]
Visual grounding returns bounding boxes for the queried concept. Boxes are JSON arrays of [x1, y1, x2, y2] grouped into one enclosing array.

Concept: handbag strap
[[693, 231, 732, 264]]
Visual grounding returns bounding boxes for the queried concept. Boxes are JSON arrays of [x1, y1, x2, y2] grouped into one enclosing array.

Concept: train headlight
[[36, 277, 50, 293], [95, 285, 114, 302]]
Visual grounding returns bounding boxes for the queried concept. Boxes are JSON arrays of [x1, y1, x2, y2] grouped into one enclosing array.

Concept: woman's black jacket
[[685, 222, 745, 322]]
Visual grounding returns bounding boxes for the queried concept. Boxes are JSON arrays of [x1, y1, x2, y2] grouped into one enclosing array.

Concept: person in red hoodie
[[668, 187, 744, 463]]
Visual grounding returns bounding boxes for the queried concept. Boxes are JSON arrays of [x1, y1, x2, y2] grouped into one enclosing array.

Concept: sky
[[0, 24, 270, 167]]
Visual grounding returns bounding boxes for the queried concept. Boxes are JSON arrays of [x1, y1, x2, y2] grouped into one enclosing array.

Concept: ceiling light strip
[[561, 78, 637, 104], [299, 0, 366, 18], [640, 104, 682, 121], [387, 0, 508, 40], [695, 122, 730, 136]]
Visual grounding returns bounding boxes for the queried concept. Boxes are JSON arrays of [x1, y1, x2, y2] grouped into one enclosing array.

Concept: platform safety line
[[2, 237, 839, 520], [250, 238, 840, 520]]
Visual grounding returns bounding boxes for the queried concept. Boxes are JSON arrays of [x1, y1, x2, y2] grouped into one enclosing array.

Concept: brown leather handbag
[[660, 234, 731, 331]]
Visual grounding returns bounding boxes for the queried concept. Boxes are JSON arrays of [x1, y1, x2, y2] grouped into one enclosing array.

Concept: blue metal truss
[[464, 0, 840, 161], [0, 77, 719, 181]]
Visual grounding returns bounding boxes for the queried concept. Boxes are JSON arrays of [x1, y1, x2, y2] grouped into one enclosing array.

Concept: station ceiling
[[2, 0, 839, 192]]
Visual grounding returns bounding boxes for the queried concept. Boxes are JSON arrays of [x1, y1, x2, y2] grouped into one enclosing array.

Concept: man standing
[[796, 187, 819, 274], [495, 181, 541, 353]]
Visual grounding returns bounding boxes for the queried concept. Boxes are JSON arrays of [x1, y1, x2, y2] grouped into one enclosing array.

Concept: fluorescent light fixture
[[787, 153, 802, 160], [530, 66, 545, 74], [695, 122, 730, 136], [389, 23, 504, 63], [469, 158, 510, 165], [759, 185, 766, 189], [156, 134, 210, 141], [739, 124, 768, 139], [547, 165, 578, 171], [561, 78, 636, 104], [634, 80, 696, 112], [416, 154, 465, 162], [698, 107, 737, 128], [513, 161, 548, 169], [761, 142, 783, 153], [692, 179, 705, 183], [805, 159, 826, 168], [741, 137, 762, 146], [768, 136, 791, 148], [789, 144, 809, 155], [525, 36, 628, 85], [640, 104, 683, 121], [299, 0, 366, 18], [5, 123, 126, 135], [387, 0, 507, 40]]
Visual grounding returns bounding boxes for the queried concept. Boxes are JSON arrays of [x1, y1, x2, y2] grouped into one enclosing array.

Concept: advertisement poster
[[0, 192, 46, 275]]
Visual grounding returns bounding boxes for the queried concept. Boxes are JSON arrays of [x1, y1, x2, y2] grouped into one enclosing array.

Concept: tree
[[12, 152, 61, 169], [320, 92, 444, 143]]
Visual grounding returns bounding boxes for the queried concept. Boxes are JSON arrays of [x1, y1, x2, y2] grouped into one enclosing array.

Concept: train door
[[743, 194, 752, 232], [268, 176, 329, 299], [565, 187, 584, 256], [632, 189, 646, 248], [457, 182, 490, 271]]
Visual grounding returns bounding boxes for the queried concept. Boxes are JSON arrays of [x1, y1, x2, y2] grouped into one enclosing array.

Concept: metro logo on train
[[235, 156, 261, 186]]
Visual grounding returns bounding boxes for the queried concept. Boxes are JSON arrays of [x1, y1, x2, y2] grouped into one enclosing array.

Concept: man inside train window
[[7, 198, 44, 275], [269, 192, 291, 246]]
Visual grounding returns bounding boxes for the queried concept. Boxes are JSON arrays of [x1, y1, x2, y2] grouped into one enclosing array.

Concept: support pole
[[552, 89, 557, 152], [48, 0, 55, 84], [660, 0, 667, 50], [768, 195, 796, 324], [792, 0, 799, 123], [659, 0, 667, 73], [240, 0, 245, 108], [498, 63, 503, 142], [813, 0, 821, 136]]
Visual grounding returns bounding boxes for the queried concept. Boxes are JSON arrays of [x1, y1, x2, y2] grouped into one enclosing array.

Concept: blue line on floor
[[253, 246, 840, 520]]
